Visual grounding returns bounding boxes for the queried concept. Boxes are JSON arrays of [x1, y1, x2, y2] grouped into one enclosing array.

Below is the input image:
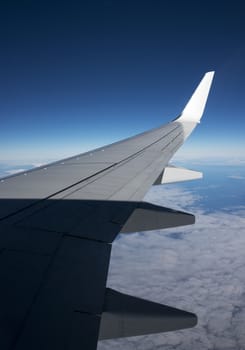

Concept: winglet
[[176, 71, 215, 123]]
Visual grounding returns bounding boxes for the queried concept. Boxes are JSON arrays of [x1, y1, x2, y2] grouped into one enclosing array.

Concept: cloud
[[228, 175, 245, 180], [31, 162, 45, 168], [98, 184, 245, 350], [0, 162, 44, 178], [5, 168, 28, 175], [172, 156, 245, 167]]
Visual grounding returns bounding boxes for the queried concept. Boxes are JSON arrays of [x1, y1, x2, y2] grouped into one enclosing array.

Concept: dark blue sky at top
[[0, 0, 244, 162]]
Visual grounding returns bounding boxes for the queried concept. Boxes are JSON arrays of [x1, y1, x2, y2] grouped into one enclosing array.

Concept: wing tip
[[206, 70, 215, 75], [205, 70, 215, 81], [176, 71, 215, 123]]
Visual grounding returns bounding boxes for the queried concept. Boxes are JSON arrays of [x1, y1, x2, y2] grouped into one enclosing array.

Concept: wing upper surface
[[0, 122, 182, 220]]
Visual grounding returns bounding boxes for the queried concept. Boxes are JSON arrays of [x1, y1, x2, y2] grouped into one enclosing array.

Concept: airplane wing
[[0, 71, 214, 349]]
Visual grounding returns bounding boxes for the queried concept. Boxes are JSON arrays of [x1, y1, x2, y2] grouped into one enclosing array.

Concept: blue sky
[[0, 0, 244, 164], [1, 3, 245, 348]]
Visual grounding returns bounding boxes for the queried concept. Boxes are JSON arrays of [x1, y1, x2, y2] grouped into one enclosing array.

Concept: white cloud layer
[[172, 156, 245, 167], [228, 175, 245, 180], [98, 185, 245, 350], [5, 168, 28, 175]]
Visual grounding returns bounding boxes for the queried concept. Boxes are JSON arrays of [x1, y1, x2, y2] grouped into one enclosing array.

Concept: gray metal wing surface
[[0, 72, 214, 349]]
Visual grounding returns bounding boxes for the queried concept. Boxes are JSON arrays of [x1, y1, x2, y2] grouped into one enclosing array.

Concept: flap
[[120, 201, 195, 233], [99, 288, 197, 339], [155, 165, 202, 185]]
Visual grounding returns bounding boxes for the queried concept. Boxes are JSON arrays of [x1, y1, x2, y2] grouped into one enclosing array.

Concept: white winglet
[[176, 71, 215, 123]]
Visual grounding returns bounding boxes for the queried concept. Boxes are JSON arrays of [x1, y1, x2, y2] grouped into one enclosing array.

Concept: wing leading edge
[[0, 72, 214, 349]]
